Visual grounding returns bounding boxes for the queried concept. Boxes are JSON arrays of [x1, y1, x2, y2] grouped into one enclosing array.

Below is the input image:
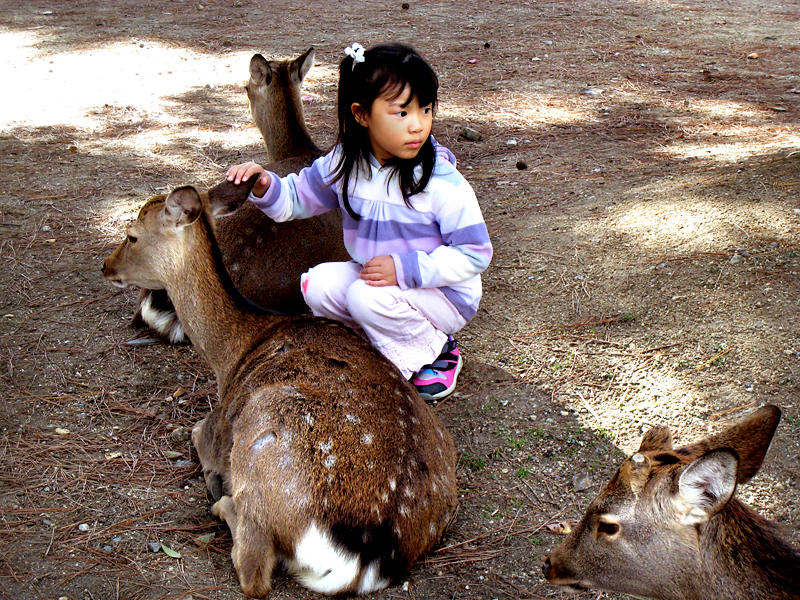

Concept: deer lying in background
[[543, 405, 800, 600], [103, 177, 457, 597], [136, 48, 347, 343]]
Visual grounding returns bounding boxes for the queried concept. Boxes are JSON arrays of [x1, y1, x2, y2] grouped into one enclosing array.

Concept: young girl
[[226, 42, 492, 401]]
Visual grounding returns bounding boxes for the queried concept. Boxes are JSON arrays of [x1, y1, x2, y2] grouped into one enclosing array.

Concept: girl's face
[[352, 85, 433, 165]]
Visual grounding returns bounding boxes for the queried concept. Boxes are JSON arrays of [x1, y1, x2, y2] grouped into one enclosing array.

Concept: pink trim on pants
[[300, 261, 467, 379]]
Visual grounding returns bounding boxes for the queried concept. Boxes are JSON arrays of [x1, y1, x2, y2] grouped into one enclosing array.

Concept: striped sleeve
[[248, 151, 340, 222]]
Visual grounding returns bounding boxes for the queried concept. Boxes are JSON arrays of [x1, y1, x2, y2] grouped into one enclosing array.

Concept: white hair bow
[[344, 43, 365, 68]]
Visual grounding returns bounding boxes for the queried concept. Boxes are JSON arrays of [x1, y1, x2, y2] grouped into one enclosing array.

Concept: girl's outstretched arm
[[226, 162, 271, 198]]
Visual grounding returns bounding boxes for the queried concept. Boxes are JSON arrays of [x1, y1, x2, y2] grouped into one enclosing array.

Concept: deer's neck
[[258, 94, 318, 163], [699, 500, 800, 599], [167, 217, 272, 384]]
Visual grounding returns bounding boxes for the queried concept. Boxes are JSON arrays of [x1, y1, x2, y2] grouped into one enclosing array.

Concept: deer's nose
[[542, 557, 552, 579]]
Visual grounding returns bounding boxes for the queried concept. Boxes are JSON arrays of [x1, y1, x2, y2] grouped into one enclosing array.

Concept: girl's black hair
[[332, 43, 439, 220]]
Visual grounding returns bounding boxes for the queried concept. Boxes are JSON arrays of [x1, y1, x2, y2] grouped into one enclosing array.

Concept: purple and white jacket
[[248, 141, 493, 321]]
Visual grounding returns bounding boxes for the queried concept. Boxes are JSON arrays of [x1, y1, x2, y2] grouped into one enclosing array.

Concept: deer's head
[[543, 405, 781, 599]]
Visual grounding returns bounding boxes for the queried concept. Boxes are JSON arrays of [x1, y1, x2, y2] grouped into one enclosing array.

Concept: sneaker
[[411, 336, 463, 401]]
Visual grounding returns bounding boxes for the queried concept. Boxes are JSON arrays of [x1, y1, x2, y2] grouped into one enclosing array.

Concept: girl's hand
[[226, 162, 270, 197], [360, 255, 398, 287]]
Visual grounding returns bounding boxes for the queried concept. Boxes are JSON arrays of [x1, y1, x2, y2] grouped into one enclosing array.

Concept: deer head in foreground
[[543, 405, 800, 600], [103, 179, 457, 598], [134, 48, 347, 343]]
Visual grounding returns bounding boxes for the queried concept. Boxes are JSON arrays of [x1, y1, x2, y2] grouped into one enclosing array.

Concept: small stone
[[41, 518, 52, 526], [55, 428, 70, 436], [730, 253, 744, 264], [148, 541, 162, 553], [506, 139, 518, 146], [572, 472, 593, 492], [171, 426, 190, 442], [78, 523, 90, 531], [459, 127, 483, 141], [102, 545, 113, 553], [747, 52, 759, 59]]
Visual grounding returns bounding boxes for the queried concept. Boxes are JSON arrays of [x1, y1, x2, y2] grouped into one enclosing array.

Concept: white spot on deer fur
[[429, 522, 437, 536], [251, 431, 277, 454], [319, 441, 333, 453], [357, 562, 389, 594], [381, 492, 389, 503], [345, 413, 360, 424], [399, 505, 409, 517], [632, 452, 646, 463], [361, 432, 373, 445], [389, 478, 397, 491], [304, 413, 314, 425], [324, 455, 337, 469], [403, 487, 414, 498], [288, 523, 361, 595]]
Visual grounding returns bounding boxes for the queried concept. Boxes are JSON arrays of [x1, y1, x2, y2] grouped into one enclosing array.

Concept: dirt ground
[[1, 1, 798, 599]]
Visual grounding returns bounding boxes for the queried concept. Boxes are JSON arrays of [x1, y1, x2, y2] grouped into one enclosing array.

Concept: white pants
[[301, 261, 467, 379]]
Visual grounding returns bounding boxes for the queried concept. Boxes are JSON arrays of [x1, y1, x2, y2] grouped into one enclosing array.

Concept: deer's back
[[207, 316, 457, 571]]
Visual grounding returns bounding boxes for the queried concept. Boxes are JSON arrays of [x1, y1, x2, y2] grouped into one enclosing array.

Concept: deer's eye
[[127, 235, 138, 244], [597, 520, 620, 536]]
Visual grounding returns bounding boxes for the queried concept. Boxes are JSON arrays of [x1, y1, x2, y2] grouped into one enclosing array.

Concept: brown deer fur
[[135, 48, 347, 342], [543, 405, 800, 600], [103, 178, 457, 598]]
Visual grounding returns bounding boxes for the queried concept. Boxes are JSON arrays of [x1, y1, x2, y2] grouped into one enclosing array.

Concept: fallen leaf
[[161, 544, 182, 558], [196, 533, 215, 544], [546, 521, 573, 535]]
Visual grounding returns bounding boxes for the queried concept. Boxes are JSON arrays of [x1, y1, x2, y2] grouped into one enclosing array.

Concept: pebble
[[171, 426, 190, 442], [459, 127, 483, 141], [78, 523, 90, 531], [148, 541, 162, 553], [506, 139, 517, 146], [730, 253, 744, 264], [572, 472, 594, 492], [42, 518, 52, 526]]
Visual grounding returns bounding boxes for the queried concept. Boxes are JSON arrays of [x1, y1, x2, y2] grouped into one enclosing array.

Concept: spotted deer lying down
[[543, 405, 800, 600], [103, 177, 457, 597], [135, 48, 348, 343]]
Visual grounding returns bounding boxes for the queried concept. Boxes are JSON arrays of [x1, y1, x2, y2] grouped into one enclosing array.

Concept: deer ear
[[677, 405, 780, 483], [208, 174, 258, 217], [249, 53, 272, 87], [294, 47, 315, 82], [678, 449, 738, 526], [164, 186, 202, 228], [637, 425, 673, 453]]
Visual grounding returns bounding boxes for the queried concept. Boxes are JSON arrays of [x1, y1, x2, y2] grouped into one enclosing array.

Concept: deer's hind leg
[[213, 496, 277, 598], [192, 417, 228, 501]]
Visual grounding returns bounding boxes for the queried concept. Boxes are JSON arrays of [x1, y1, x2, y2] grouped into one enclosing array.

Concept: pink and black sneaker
[[411, 336, 462, 401]]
